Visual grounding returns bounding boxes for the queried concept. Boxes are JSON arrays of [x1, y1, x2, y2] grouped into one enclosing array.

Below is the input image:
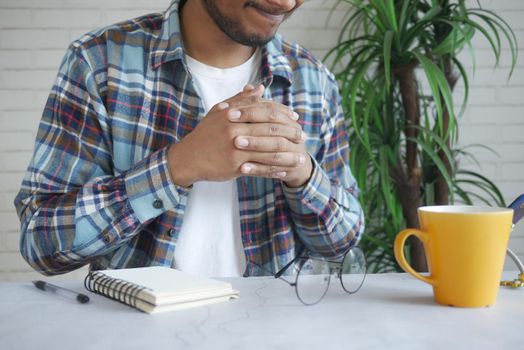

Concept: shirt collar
[[149, 0, 185, 70], [149, 0, 292, 86], [263, 36, 293, 86]]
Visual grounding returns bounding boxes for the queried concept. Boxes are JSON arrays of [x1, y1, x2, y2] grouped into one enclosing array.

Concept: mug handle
[[394, 229, 437, 287]]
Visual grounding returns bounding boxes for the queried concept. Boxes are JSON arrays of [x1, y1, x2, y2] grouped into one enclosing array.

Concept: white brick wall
[[0, 0, 522, 281]]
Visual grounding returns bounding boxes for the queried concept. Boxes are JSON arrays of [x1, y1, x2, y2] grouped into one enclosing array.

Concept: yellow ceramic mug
[[394, 206, 513, 307]]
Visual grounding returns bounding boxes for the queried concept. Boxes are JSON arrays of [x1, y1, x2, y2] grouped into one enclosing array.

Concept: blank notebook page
[[98, 266, 237, 302]]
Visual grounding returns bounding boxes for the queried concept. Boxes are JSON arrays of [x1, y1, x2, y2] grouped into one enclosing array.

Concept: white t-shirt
[[173, 49, 261, 277]]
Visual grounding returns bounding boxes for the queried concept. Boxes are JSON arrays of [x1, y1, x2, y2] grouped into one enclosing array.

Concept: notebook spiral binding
[[84, 271, 151, 309]]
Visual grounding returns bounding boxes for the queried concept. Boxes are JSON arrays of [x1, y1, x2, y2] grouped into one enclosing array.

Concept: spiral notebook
[[84, 266, 239, 314]]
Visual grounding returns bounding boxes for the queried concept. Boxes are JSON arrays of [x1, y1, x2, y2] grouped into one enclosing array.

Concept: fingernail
[[276, 172, 287, 178], [229, 110, 241, 120], [244, 84, 254, 92], [298, 155, 306, 164], [292, 112, 299, 120], [218, 102, 229, 110], [301, 131, 306, 141], [236, 137, 249, 148], [242, 164, 252, 174]]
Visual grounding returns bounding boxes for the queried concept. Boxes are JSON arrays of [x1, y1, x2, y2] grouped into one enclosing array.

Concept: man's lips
[[246, 3, 288, 23]]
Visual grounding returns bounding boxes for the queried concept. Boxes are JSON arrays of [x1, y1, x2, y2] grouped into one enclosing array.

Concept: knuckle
[[269, 107, 278, 120], [247, 109, 257, 119], [272, 152, 281, 162], [226, 98, 239, 107], [210, 103, 219, 112], [269, 124, 279, 135], [295, 128, 302, 140], [241, 109, 253, 121], [262, 104, 274, 120], [276, 137, 286, 151], [249, 96, 261, 104]]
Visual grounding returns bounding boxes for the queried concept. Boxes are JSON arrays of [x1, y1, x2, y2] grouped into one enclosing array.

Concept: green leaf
[[456, 143, 500, 158], [419, 5, 442, 23], [407, 136, 454, 202], [398, 0, 412, 35], [469, 8, 518, 77], [460, 16, 502, 66], [453, 185, 474, 205], [456, 170, 506, 207], [383, 30, 394, 90], [412, 51, 455, 138], [473, 13, 502, 63], [384, 0, 399, 32], [432, 22, 475, 55], [369, 0, 396, 32], [452, 57, 469, 116], [409, 124, 456, 175], [364, 232, 393, 251]]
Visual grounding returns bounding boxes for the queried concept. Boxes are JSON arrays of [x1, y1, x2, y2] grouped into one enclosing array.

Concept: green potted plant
[[326, 0, 518, 272]]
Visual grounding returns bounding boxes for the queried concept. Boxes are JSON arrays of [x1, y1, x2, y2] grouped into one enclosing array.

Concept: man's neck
[[180, 0, 256, 68]]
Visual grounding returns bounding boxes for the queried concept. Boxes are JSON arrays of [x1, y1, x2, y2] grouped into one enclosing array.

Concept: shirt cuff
[[282, 156, 332, 215], [124, 147, 191, 223]]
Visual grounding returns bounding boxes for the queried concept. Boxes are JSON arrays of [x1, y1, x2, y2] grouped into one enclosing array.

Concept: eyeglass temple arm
[[248, 260, 295, 286], [274, 245, 307, 278]]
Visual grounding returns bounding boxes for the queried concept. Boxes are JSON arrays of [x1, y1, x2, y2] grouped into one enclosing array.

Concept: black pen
[[33, 280, 90, 304]]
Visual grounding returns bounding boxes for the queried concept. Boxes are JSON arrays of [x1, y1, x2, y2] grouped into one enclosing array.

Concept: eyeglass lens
[[340, 247, 367, 294], [295, 258, 331, 305]]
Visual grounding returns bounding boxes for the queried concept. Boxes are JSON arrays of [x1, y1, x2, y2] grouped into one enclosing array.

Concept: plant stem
[[435, 54, 458, 205], [395, 61, 428, 272]]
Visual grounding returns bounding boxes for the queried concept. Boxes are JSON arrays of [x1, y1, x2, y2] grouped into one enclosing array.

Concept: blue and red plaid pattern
[[14, 0, 364, 276]]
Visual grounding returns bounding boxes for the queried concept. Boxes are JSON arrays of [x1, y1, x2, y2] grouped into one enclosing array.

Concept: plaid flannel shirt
[[14, 0, 364, 276]]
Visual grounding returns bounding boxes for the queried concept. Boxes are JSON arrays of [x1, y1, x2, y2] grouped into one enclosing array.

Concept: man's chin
[[228, 32, 275, 47]]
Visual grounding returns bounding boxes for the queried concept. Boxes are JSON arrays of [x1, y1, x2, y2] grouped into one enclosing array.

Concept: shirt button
[[167, 228, 175, 237], [152, 199, 163, 209], [103, 235, 111, 243]]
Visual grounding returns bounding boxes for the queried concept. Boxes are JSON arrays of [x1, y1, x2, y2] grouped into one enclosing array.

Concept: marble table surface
[[1, 272, 523, 350]]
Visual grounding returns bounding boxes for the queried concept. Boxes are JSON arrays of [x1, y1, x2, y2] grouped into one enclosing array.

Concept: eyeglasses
[[249, 247, 367, 305]]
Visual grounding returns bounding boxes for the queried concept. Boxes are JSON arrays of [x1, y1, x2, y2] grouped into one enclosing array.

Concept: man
[[14, 0, 364, 277]]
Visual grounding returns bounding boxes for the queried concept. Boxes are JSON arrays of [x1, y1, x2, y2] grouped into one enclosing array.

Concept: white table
[[0, 272, 523, 350]]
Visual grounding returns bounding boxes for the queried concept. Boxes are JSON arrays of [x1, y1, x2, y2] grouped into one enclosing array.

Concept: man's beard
[[202, 0, 278, 47]]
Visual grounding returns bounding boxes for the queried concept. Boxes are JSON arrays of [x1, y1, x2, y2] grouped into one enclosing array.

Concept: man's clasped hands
[[168, 83, 313, 188]]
